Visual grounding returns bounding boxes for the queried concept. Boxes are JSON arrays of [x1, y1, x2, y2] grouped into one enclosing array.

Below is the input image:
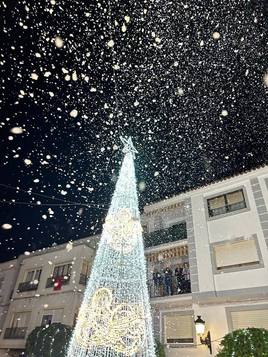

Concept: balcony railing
[[17, 281, 39, 293], [79, 274, 88, 286], [144, 222, 187, 248], [46, 275, 71, 288], [148, 276, 191, 298], [4, 327, 27, 339]]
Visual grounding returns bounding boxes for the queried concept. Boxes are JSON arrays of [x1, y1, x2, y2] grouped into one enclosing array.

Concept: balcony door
[[11, 312, 30, 328]]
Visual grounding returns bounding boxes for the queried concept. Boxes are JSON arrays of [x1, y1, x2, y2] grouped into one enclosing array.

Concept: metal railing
[[144, 222, 187, 248], [46, 275, 71, 288], [148, 276, 191, 298], [17, 281, 38, 293], [4, 327, 27, 339]]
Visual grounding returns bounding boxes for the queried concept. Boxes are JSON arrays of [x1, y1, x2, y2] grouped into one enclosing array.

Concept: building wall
[[192, 174, 268, 294], [0, 243, 95, 352], [152, 298, 268, 357], [144, 203, 185, 233], [0, 260, 20, 332], [145, 166, 268, 357]]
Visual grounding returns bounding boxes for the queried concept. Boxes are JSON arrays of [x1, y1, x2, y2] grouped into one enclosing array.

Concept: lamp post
[[194, 315, 212, 355]]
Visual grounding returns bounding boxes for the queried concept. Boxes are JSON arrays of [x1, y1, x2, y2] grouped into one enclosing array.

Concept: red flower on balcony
[[53, 277, 64, 291]]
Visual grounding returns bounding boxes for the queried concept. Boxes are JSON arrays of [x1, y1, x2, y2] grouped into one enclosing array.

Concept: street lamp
[[194, 315, 212, 355]]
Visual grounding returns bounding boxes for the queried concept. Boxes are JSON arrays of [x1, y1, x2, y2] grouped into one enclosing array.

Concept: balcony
[[148, 276, 191, 298], [17, 281, 39, 293], [79, 274, 89, 286], [4, 327, 27, 339], [144, 222, 187, 248], [46, 275, 70, 288]]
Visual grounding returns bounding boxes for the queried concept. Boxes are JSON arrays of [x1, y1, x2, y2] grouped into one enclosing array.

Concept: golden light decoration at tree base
[[74, 288, 145, 355], [103, 208, 142, 255]]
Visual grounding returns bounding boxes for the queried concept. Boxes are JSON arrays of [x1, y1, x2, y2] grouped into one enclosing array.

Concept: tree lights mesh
[[67, 137, 156, 357]]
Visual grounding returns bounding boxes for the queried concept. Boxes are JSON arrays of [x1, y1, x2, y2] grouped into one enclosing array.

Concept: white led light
[[67, 138, 156, 356]]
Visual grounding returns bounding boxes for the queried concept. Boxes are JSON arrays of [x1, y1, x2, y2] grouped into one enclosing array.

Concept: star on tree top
[[120, 136, 138, 157]]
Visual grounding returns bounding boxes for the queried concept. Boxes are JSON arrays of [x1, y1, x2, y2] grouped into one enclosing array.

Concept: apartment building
[[0, 238, 97, 357], [143, 165, 268, 356], [0, 260, 21, 335], [0, 165, 268, 356]]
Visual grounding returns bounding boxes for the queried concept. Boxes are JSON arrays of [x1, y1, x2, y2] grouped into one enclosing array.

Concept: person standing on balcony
[[182, 262, 191, 293], [153, 269, 163, 297], [175, 265, 184, 294], [164, 267, 173, 295]]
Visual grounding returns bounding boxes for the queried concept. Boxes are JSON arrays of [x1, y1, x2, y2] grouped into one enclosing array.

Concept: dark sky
[[0, 0, 267, 262]]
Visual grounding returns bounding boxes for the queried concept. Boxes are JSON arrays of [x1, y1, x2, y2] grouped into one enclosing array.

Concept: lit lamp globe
[[194, 315, 205, 335]]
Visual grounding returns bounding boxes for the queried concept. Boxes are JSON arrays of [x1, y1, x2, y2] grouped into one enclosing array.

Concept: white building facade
[[0, 260, 21, 335], [0, 238, 97, 357], [144, 165, 268, 356], [0, 166, 268, 356]]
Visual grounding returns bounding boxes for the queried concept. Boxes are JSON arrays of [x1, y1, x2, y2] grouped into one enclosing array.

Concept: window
[[46, 264, 72, 289], [17, 269, 42, 292], [41, 309, 63, 326], [79, 261, 91, 285], [81, 260, 90, 277], [11, 312, 31, 328], [41, 315, 53, 327], [212, 238, 261, 272], [4, 312, 30, 339], [227, 306, 268, 331], [79, 261, 90, 285], [207, 189, 246, 217], [53, 263, 72, 278], [164, 313, 194, 344], [25, 269, 42, 282]]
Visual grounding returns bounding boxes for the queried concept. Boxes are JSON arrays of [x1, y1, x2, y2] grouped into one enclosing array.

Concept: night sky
[[0, 0, 267, 262]]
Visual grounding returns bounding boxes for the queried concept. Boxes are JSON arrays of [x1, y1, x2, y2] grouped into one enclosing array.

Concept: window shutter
[[25, 271, 34, 282], [82, 261, 90, 276], [231, 309, 268, 330], [214, 239, 259, 269], [209, 196, 225, 210], [226, 190, 244, 204], [165, 314, 193, 343]]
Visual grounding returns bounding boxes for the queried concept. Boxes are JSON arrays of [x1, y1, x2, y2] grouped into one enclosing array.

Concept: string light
[[0, 183, 108, 210], [67, 138, 156, 356], [74, 288, 145, 354], [103, 208, 142, 254]]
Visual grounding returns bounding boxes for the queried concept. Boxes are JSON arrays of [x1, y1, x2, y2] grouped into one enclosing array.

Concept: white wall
[[0, 244, 94, 350], [191, 194, 215, 293], [192, 177, 268, 293], [150, 167, 268, 357], [12, 244, 94, 299], [0, 260, 19, 331], [158, 299, 268, 357]]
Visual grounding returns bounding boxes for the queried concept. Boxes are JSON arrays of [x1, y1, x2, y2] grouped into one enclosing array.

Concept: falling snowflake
[[55, 36, 64, 48]]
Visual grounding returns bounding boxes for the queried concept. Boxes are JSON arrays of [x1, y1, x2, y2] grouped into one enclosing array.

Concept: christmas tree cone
[[67, 137, 156, 357]]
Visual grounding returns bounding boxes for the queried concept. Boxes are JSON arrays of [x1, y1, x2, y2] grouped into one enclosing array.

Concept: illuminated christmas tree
[[67, 137, 156, 357]]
